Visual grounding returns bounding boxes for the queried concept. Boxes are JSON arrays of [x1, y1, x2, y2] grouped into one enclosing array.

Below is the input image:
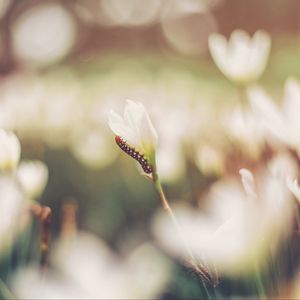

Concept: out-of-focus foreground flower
[[208, 30, 271, 85], [12, 232, 171, 299], [287, 178, 300, 204], [153, 153, 296, 276], [0, 129, 21, 172], [195, 144, 225, 177], [16, 160, 48, 200], [0, 129, 26, 252], [249, 78, 300, 155], [0, 176, 24, 252], [223, 105, 265, 161]]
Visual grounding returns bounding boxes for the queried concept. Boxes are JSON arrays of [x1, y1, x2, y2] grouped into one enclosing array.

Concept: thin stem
[[30, 203, 52, 269], [153, 172, 216, 286], [237, 84, 249, 106], [153, 178, 170, 211]]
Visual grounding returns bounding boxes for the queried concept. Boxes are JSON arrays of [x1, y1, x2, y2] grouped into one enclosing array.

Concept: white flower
[[71, 127, 118, 169], [153, 154, 294, 276], [223, 106, 265, 160], [108, 100, 158, 164], [195, 144, 225, 176], [12, 232, 171, 299], [0, 175, 24, 252], [17, 160, 48, 199], [0, 129, 21, 172], [268, 152, 299, 180], [156, 142, 185, 182], [287, 178, 300, 203], [248, 78, 300, 155], [150, 98, 191, 182], [208, 29, 271, 84]]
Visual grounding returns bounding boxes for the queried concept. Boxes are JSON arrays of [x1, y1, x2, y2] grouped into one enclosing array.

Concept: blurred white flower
[[0, 176, 24, 251], [223, 106, 265, 160], [287, 178, 300, 203], [17, 160, 48, 200], [108, 100, 158, 165], [195, 144, 225, 176], [249, 78, 300, 155], [71, 127, 118, 169], [12, 232, 171, 299], [161, 10, 217, 56], [41, 85, 83, 149], [160, 0, 222, 19], [153, 154, 295, 276], [208, 30, 271, 84], [101, 0, 160, 26], [0, 129, 21, 172], [150, 97, 193, 182], [0, 75, 45, 137], [156, 142, 186, 182], [268, 152, 299, 180]]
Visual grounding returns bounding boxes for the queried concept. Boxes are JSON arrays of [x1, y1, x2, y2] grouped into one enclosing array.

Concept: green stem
[[153, 177, 170, 211], [153, 172, 216, 286], [237, 84, 249, 106]]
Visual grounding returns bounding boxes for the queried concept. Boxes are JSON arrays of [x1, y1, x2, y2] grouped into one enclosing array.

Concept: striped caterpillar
[[115, 136, 153, 174]]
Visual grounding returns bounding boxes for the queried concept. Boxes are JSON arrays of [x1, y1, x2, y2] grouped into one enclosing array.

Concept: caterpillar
[[115, 136, 153, 174]]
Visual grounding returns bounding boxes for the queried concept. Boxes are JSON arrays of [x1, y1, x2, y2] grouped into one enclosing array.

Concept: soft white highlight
[[208, 29, 271, 84]]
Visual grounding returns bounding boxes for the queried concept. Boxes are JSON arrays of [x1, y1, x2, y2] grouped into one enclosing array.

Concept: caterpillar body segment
[[115, 136, 153, 174]]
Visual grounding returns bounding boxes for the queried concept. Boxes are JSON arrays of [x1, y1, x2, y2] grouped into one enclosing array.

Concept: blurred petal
[[248, 86, 287, 142], [208, 33, 228, 76], [239, 168, 257, 199], [287, 178, 300, 203], [0, 129, 21, 172]]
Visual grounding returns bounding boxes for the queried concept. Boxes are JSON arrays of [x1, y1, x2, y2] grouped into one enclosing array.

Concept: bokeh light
[[11, 3, 77, 66]]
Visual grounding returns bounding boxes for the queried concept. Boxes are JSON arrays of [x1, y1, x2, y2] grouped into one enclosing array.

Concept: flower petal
[[208, 33, 229, 76], [248, 86, 288, 143], [249, 30, 271, 77], [108, 110, 138, 146], [239, 168, 257, 199], [287, 178, 300, 202], [283, 78, 300, 126], [124, 100, 157, 149], [124, 100, 144, 132]]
